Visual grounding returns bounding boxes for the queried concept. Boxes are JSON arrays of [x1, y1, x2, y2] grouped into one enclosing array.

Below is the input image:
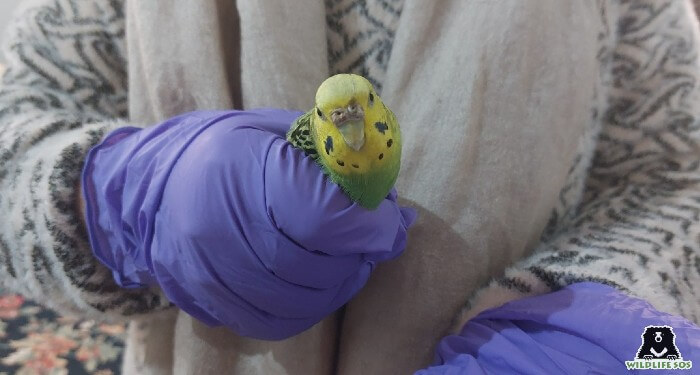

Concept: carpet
[[0, 293, 125, 375]]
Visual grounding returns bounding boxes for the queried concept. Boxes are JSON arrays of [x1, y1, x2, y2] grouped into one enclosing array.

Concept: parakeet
[[287, 74, 402, 210]]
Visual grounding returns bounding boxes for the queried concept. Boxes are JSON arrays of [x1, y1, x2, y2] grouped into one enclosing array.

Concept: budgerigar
[[287, 74, 402, 210]]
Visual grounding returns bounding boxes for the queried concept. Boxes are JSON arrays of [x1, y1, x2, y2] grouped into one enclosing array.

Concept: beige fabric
[[126, 0, 239, 122], [171, 314, 336, 375], [123, 0, 600, 373], [337, 1, 604, 373], [121, 310, 178, 375]]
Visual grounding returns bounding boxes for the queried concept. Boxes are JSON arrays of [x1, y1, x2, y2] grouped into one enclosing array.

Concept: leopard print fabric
[[0, 0, 167, 319]]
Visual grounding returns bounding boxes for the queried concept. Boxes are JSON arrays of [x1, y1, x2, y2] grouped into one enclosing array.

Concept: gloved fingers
[[151, 200, 374, 328], [254, 227, 368, 289], [422, 283, 700, 374], [362, 219, 409, 263], [400, 206, 418, 228], [152, 119, 371, 297], [387, 188, 398, 202], [265, 138, 410, 258], [221, 108, 304, 138], [387, 189, 418, 227]]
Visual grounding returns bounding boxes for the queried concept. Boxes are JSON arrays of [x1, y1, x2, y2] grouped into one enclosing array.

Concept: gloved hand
[[81, 109, 416, 340], [418, 282, 700, 374]]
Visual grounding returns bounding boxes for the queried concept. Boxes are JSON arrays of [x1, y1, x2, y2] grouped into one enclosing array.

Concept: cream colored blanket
[[0, 0, 697, 374]]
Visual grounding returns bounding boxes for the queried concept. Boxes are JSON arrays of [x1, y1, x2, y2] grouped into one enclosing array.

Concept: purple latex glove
[[418, 282, 699, 374], [81, 109, 415, 340]]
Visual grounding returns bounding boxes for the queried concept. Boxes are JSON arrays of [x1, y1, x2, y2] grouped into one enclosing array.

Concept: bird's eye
[[316, 108, 323, 118], [369, 93, 374, 106]]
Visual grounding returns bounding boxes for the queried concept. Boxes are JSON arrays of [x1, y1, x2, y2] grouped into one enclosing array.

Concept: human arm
[[0, 0, 168, 318]]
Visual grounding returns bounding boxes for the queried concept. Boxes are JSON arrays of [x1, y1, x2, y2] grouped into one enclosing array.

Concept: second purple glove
[[82, 109, 416, 340]]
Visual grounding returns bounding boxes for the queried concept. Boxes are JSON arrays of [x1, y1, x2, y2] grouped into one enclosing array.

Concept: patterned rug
[[0, 293, 125, 375]]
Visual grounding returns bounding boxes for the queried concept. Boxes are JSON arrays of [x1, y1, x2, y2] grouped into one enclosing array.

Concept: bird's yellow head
[[312, 74, 399, 175]]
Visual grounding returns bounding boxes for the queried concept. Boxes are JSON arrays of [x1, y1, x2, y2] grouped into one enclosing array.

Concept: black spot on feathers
[[325, 136, 334, 155], [374, 121, 388, 134]]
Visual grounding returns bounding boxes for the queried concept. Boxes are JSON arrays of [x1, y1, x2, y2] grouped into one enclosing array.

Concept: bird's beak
[[339, 120, 365, 151], [332, 103, 365, 151]]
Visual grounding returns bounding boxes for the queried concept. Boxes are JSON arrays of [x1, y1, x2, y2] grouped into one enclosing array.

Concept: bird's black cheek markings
[[378, 153, 384, 160], [374, 121, 388, 134], [352, 164, 360, 169], [337, 160, 345, 167], [325, 136, 334, 155], [387, 139, 393, 148]]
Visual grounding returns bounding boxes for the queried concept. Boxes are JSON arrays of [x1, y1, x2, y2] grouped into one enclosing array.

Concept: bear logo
[[635, 325, 682, 361]]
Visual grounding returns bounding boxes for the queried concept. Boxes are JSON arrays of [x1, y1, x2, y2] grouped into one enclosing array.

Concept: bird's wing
[[286, 110, 319, 159]]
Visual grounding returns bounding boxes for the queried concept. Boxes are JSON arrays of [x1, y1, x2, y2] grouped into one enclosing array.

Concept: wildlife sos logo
[[625, 325, 693, 370]]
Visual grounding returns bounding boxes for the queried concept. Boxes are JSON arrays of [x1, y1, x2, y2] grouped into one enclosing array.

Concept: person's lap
[[120, 1, 608, 374]]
